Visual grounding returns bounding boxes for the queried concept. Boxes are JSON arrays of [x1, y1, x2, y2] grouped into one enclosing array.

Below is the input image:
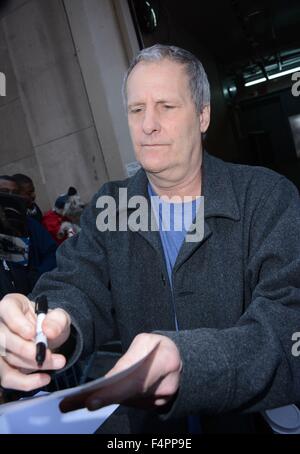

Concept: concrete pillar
[[63, 0, 140, 179], [0, 11, 50, 210], [1, 0, 109, 209]]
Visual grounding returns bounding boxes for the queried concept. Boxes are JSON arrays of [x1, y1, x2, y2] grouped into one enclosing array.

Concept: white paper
[[0, 345, 157, 434], [0, 392, 118, 434]]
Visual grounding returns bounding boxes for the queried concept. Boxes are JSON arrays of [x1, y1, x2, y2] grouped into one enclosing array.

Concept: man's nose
[[142, 108, 161, 134]]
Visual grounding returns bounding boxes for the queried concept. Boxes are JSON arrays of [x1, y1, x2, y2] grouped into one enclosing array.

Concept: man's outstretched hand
[[60, 333, 182, 413]]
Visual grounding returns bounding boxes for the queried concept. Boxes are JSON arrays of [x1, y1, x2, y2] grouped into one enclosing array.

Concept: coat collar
[[201, 151, 240, 221], [126, 150, 240, 222]]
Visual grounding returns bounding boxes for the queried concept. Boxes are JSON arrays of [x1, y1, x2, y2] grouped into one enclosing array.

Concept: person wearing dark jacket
[[0, 45, 299, 434], [12, 174, 43, 223], [26, 216, 57, 277], [0, 176, 57, 293]]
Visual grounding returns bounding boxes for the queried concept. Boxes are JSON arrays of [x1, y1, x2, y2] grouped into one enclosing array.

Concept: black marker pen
[[35, 295, 48, 367]]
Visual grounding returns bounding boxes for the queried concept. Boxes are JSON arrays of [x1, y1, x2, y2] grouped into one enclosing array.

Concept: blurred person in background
[[0, 175, 57, 289], [13, 173, 43, 223], [42, 187, 84, 244]]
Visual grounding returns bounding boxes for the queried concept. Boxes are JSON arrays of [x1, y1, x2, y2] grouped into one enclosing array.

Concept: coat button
[[161, 273, 167, 286]]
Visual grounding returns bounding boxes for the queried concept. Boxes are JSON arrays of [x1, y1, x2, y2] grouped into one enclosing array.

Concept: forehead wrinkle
[[128, 98, 180, 109], [127, 62, 190, 102]]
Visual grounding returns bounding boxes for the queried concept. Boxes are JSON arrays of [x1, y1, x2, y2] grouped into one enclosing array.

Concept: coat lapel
[[174, 151, 241, 271]]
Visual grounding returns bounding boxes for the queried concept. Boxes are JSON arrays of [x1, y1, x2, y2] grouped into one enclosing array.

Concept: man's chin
[[143, 164, 168, 175]]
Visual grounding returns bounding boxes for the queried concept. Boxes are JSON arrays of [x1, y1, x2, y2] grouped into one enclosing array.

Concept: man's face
[[19, 183, 35, 207], [126, 59, 210, 183], [0, 179, 19, 194]]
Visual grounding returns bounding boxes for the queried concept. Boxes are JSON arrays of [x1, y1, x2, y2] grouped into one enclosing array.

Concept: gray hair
[[122, 44, 210, 114]]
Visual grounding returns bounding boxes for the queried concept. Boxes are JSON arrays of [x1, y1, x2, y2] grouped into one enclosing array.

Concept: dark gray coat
[[32, 151, 300, 433]]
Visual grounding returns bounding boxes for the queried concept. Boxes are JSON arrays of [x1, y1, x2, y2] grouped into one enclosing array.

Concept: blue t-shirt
[[148, 183, 202, 433], [148, 183, 200, 288]]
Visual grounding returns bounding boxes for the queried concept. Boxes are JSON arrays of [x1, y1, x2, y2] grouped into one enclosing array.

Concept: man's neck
[[147, 167, 202, 200]]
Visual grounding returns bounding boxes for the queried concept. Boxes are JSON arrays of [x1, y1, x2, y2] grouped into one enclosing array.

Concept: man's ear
[[199, 105, 210, 133]]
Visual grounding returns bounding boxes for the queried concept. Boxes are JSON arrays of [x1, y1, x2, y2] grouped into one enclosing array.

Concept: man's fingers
[[61, 387, 171, 413], [60, 392, 91, 413], [0, 295, 71, 349], [0, 294, 35, 339], [43, 309, 71, 349], [61, 345, 163, 413], [43, 308, 70, 337], [1, 324, 66, 370], [61, 334, 182, 414], [0, 358, 51, 392], [1, 324, 36, 358], [85, 389, 168, 411], [60, 377, 128, 413], [103, 335, 161, 381], [5, 349, 66, 371], [84, 371, 172, 411]]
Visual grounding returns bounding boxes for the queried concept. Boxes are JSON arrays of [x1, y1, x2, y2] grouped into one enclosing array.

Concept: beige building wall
[[0, 0, 138, 211]]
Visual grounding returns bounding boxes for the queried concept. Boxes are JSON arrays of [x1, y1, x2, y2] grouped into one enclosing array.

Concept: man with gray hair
[[0, 44, 300, 433], [122, 44, 211, 114]]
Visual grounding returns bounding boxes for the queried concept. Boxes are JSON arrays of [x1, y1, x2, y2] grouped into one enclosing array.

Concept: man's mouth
[[141, 144, 169, 147]]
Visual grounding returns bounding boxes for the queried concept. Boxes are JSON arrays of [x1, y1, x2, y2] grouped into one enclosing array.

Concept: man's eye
[[164, 105, 175, 109], [129, 108, 142, 114]]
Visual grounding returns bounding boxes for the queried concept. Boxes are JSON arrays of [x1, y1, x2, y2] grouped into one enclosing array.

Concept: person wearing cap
[[42, 187, 83, 244]]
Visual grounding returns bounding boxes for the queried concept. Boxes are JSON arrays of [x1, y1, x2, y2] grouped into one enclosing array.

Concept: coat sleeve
[[158, 176, 300, 417], [31, 190, 117, 365]]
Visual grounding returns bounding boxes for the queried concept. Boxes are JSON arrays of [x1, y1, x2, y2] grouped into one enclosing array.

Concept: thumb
[[43, 308, 71, 350]]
